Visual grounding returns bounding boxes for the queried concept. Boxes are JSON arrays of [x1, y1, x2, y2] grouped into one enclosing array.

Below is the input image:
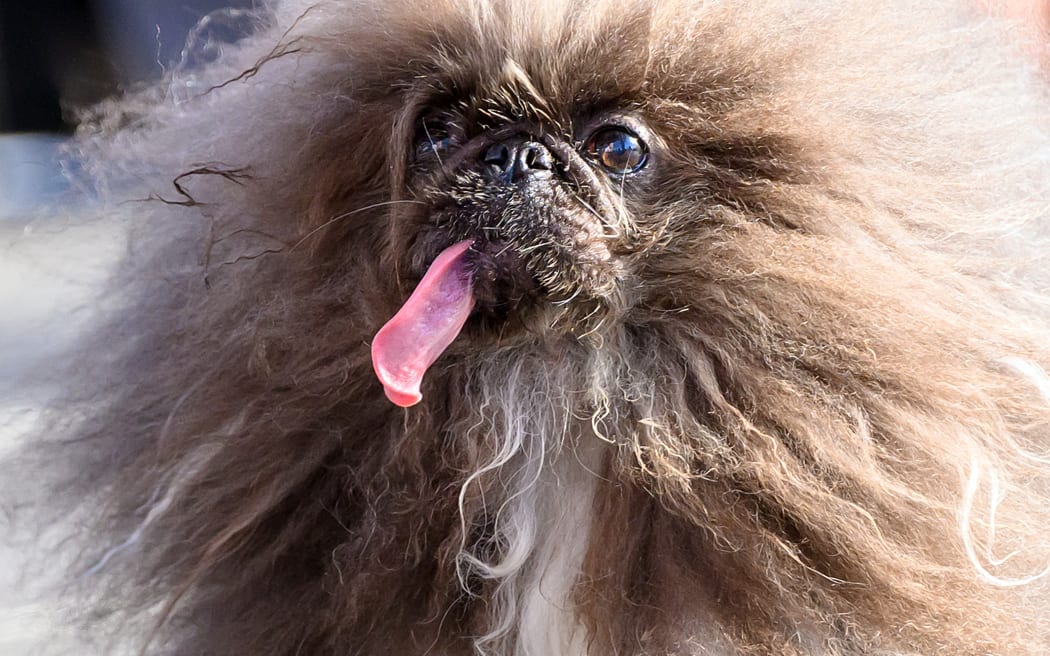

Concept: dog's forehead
[[428, 58, 603, 129], [393, 3, 657, 118]]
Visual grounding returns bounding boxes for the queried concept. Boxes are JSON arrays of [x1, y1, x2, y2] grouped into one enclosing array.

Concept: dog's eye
[[583, 127, 648, 174], [415, 117, 462, 159]]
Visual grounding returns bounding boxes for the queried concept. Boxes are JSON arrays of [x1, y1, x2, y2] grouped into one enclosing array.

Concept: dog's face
[[390, 21, 662, 336], [410, 100, 637, 318]]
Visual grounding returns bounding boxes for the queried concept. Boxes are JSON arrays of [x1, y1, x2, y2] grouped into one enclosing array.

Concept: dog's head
[[280, 1, 825, 406]]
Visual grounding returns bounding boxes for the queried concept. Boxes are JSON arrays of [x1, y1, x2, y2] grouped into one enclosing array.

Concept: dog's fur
[[15, 1, 1050, 654]]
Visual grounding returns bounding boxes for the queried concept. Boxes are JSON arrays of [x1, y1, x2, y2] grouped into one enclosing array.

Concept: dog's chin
[[410, 174, 625, 337]]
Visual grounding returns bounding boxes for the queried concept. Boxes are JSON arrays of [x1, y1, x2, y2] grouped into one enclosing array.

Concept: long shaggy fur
[[14, 1, 1050, 654]]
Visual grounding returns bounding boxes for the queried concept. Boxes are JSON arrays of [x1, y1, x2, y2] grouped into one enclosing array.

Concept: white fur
[[514, 437, 602, 656], [457, 351, 619, 655]]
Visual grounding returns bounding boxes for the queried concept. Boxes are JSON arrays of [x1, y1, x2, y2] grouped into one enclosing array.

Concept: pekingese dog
[[17, 0, 1050, 654]]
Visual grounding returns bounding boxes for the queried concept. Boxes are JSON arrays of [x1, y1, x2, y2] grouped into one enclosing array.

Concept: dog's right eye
[[415, 117, 462, 160]]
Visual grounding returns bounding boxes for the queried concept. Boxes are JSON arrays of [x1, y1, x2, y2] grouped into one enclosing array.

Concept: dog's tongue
[[372, 240, 475, 407]]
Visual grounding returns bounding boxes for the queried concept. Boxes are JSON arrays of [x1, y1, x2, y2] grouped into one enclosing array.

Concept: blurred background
[[0, 5, 248, 651], [0, 0, 256, 134], [0, 0, 253, 217], [1, 0, 257, 399], [1, 0, 261, 391]]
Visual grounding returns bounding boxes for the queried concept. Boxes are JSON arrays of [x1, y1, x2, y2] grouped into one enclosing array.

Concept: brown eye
[[583, 127, 648, 174]]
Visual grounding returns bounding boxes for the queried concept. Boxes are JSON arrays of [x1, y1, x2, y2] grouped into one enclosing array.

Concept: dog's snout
[[482, 139, 553, 183]]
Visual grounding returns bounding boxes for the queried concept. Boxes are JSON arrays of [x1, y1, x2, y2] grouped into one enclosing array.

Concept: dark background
[[0, 0, 251, 134]]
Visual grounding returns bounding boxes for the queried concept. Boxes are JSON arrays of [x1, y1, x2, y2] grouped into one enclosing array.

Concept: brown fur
[[16, 0, 1050, 654]]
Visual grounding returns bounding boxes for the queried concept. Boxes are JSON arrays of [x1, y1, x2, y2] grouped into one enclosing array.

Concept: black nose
[[481, 138, 553, 183]]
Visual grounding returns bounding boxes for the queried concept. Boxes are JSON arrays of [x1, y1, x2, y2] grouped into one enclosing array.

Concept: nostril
[[481, 139, 554, 182], [483, 143, 511, 170], [519, 143, 552, 171]]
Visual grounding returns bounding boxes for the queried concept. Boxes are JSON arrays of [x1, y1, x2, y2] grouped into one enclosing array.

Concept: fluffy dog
[[19, 1, 1050, 654]]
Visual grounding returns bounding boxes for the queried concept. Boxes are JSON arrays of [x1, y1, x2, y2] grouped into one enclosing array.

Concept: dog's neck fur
[[512, 433, 600, 656], [444, 347, 613, 655]]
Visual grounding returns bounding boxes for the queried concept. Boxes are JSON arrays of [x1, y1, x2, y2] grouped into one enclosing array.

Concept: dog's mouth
[[374, 220, 617, 407], [415, 173, 620, 304], [372, 137, 628, 406], [373, 214, 619, 407]]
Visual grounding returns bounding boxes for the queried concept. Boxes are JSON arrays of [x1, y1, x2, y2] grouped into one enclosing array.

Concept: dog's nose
[[481, 138, 553, 183]]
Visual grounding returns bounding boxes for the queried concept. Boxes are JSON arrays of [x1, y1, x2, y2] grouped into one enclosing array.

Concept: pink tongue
[[372, 240, 475, 407]]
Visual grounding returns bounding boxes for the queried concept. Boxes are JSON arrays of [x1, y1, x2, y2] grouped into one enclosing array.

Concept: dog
[[12, 1, 1050, 654]]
